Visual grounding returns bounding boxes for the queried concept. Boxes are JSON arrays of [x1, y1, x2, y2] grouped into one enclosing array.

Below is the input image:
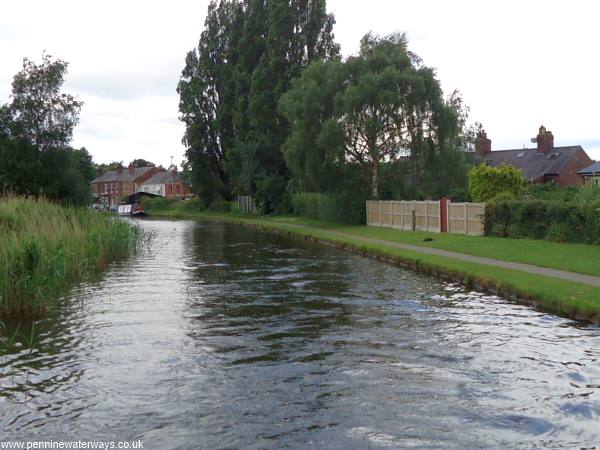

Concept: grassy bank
[[144, 203, 600, 323], [0, 196, 141, 316]]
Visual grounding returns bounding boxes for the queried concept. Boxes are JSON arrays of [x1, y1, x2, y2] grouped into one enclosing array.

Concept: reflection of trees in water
[[183, 221, 356, 357]]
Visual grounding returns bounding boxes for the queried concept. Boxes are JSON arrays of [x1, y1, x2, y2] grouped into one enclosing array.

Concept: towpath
[[281, 223, 600, 288]]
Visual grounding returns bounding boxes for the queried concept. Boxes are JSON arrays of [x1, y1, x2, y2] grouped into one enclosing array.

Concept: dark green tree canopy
[[5, 54, 83, 152], [281, 32, 467, 200], [178, 0, 339, 210]]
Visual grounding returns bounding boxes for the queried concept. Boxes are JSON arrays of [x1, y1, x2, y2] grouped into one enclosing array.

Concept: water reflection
[[0, 219, 599, 448]]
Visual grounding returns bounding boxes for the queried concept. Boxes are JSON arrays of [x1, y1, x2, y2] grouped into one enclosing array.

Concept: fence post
[[366, 201, 370, 226], [401, 201, 404, 230], [425, 201, 429, 231], [440, 197, 448, 233], [379, 200, 383, 226], [464, 203, 469, 235]]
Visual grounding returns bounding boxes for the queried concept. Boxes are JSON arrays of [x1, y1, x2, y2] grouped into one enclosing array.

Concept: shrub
[[469, 164, 524, 202], [291, 192, 366, 224], [209, 200, 233, 213], [485, 199, 600, 244]]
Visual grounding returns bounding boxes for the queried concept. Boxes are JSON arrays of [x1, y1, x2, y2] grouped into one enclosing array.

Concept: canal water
[[1, 219, 599, 448]]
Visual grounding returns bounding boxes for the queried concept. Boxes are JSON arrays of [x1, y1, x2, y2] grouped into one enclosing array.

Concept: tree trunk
[[371, 162, 379, 199]]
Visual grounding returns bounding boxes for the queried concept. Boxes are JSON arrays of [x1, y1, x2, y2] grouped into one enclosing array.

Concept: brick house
[[90, 164, 162, 207], [140, 166, 191, 198], [475, 126, 593, 187], [578, 162, 600, 186]]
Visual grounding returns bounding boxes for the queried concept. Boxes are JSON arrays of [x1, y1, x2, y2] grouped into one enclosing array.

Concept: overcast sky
[[1, 0, 599, 168]]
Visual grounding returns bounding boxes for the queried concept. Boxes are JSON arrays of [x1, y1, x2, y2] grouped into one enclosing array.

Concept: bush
[[209, 200, 233, 213], [485, 199, 600, 244], [469, 164, 524, 202], [291, 192, 366, 224]]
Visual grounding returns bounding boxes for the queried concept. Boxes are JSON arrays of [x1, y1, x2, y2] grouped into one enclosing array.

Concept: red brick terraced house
[[475, 126, 593, 187], [140, 166, 191, 198], [90, 164, 162, 207]]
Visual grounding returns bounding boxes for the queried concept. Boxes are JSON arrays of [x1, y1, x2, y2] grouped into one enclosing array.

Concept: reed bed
[[0, 196, 141, 316]]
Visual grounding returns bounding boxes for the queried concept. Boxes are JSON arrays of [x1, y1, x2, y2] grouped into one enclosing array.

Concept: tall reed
[[0, 196, 141, 316]]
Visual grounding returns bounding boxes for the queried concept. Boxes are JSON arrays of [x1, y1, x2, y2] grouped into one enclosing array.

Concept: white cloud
[[1, 0, 599, 168]]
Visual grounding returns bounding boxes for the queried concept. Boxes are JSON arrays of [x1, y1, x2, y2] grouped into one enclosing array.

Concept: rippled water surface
[[1, 219, 600, 448]]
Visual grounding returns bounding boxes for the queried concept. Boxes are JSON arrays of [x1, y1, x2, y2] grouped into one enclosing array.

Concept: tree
[[5, 53, 82, 152], [281, 32, 461, 200], [178, 0, 242, 206], [229, 0, 340, 211], [129, 159, 156, 168], [179, 0, 339, 210], [279, 59, 346, 192], [468, 163, 524, 202]]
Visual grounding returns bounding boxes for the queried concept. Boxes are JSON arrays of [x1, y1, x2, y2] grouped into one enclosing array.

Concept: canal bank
[[145, 209, 600, 324]]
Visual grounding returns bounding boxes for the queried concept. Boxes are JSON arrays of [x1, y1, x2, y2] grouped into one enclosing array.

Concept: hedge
[[291, 192, 366, 225], [485, 200, 600, 244]]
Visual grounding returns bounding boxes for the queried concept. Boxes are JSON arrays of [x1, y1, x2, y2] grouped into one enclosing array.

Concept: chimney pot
[[116, 166, 123, 176], [475, 130, 492, 157], [98, 166, 104, 176], [536, 125, 554, 153], [128, 164, 135, 175]]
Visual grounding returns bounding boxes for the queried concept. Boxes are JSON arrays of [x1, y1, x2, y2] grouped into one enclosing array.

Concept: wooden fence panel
[[466, 202, 485, 236], [366, 200, 485, 236]]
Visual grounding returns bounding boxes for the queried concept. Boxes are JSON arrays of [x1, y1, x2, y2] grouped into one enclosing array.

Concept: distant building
[[578, 162, 600, 186], [140, 166, 191, 198], [475, 126, 593, 187], [90, 164, 162, 207]]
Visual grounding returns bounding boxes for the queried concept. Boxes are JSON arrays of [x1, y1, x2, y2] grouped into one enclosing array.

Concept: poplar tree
[[179, 0, 339, 209]]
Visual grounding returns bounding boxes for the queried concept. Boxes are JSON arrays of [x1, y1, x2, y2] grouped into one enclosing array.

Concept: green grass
[[0, 196, 141, 316], [145, 205, 600, 322], [270, 218, 600, 278]]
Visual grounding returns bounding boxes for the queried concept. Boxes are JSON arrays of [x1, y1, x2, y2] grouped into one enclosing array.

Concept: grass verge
[[145, 206, 600, 323], [0, 196, 141, 317]]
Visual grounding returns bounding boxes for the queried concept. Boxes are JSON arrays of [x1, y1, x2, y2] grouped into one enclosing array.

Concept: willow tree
[[281, 32, 460, 199]]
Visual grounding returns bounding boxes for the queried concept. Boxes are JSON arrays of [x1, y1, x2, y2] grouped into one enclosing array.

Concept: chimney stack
[[116, 165, 123, 176], [475, 130, 492, 157], [97, 166, 104, 176], [128, 163, 135, 175], [536, 125, 554, 153]]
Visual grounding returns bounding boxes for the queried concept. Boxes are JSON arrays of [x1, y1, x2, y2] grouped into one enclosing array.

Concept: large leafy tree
[[179, 0, 339, 210], [5, 54, 83, 152], [0, 54, 92, 205], [281, 32, 463, 199], [279, 59, 346, 192], [178, 0, 243, 206]]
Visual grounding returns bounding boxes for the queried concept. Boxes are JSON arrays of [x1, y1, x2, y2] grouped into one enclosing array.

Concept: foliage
[[2, 54, 82, 152], [291, 191, 366, 224], [0, 137, 95, 206], [0, 54, 93, 206], [523, 183, 579, 202], [142, 196, 233, 214], [468, 164, 524, 202], [281, 32, 466, 200], [179, 0, 339, 210], [0, 196, 141, 316], [485, 199, 600, 244], [129, 159, 156, 168]]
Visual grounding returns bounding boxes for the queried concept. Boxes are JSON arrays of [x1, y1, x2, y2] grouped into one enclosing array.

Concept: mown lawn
[[267, 216, 600, 278]]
